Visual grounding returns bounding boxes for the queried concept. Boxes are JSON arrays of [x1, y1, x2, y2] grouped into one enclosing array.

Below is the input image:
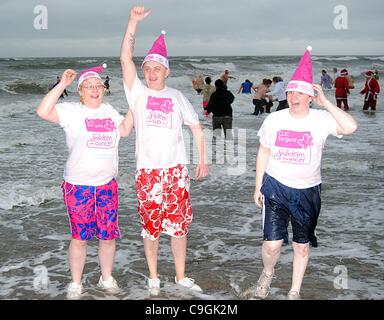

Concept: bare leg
[[171, 236, 187, 280], [243, 240, 283, 299], [290, 242, 309, 293], [98, 239, 116, 280], [68, 239, 87, 284], [262, 240, 283, 274], [144, 237, 159, 279]]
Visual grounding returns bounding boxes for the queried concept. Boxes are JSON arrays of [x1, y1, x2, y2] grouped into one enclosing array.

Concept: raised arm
[[119, 109, 134, 138], [120, 6, 151, 90], [36, 69, 76, 124], [188, 123, 209, 180], [312, 84, 357, 135]]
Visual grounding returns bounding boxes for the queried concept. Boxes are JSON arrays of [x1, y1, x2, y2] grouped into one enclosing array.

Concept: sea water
[[0, 55, 383, 300]]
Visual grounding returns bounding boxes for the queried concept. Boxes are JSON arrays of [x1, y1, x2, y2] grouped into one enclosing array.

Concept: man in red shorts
[[120, 6, 209, 296]]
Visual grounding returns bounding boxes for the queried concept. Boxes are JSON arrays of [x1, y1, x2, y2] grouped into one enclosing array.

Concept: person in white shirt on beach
[[267, 76, 288, 111], [243, 47, 357, 300], [120, 6, 208, 296], [36, 65, 133, 299]]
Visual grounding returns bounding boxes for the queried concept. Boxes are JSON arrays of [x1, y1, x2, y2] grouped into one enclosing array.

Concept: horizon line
[[1, 54, 384, 59]]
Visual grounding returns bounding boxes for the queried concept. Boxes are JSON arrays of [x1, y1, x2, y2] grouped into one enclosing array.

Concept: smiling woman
[[35, 63, 134, 299], [244, 46, 357, 301], [77, 64, 106, 108], [78, 78, 106, 108]]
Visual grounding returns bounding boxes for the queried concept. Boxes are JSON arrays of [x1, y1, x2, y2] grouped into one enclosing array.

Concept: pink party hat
[[78, 63, 107, 89], [286, 46, 314, 96], [141, 31, 169, 69]]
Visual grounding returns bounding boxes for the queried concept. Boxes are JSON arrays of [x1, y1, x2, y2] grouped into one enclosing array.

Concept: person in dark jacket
[[206, 79, 235, 139]]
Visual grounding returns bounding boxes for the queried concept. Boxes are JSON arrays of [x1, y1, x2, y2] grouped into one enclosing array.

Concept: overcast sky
[[1, 0, 383, 57]]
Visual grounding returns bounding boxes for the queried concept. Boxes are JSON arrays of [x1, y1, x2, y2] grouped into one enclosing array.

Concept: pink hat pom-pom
[[161, 30, 166, 35], [306, 46, 312, 51], [79, 63, 106, 76]]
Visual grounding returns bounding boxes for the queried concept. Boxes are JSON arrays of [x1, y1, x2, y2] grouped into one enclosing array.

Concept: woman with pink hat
[[36, 65, 133, 299], [243, 47, 357, 300]]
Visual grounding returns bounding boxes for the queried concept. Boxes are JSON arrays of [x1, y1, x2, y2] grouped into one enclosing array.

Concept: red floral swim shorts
[[135, 164, 193, 240]]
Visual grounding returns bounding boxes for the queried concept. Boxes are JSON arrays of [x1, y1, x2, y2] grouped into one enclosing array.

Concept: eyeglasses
[[82, 84, 105, 91]]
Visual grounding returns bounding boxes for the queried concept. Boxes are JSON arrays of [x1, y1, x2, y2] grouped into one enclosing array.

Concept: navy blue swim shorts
[[260, 173, 321, 247]]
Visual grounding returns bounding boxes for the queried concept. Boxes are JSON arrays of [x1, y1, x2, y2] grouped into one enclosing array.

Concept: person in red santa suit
[[360, 70, 380, 111], [334, 69, 350, 111]]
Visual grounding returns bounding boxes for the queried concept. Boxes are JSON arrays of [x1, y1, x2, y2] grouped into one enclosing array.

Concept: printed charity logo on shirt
[[85, 118, 117, 149], [273, 130, 313, 164], [85, 118, 116, 132], [146, 96, 174, 128]]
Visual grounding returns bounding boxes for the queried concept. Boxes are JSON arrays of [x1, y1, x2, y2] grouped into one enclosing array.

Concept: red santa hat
[[340, 69, 348, 75], [141, 31, 169, 69], [77, 63, 107, 89], [286, 46, 314, 96], [365, 70, 374, 77]]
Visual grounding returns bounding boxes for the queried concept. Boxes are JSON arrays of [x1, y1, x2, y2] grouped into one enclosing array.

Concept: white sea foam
[[0, 56, 383, 300], [0, 182, 61, 210], [190, 62, 237, 72], [76, 59, 98, 63], [364, 56, 384, 61], [0, 99, 39, 116], [312, 56, 359, 61]]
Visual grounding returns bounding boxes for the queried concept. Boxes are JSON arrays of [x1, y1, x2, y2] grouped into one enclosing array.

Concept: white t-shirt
[[55, 102, 124, 186], [268, 81, 286, 102], [124, 75, 199, 169], [258, 108, 341, 189]]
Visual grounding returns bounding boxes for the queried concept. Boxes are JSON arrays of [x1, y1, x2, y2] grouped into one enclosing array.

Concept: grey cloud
[[0, 0, 383, 57]]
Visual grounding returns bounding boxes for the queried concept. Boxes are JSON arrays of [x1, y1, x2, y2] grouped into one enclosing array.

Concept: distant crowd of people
[[320, 67, 380, 112], [192, 66, 380, 130], [192, 70, 289, 136]]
